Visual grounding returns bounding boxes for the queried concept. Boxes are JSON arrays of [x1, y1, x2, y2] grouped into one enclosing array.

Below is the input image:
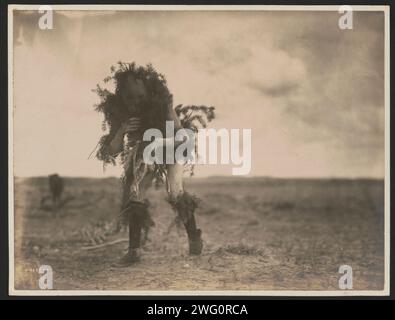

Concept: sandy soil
[[13, 177, 385, 292]]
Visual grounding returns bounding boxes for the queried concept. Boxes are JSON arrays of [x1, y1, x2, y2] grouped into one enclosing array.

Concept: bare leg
[[167, 164, 203, 255]]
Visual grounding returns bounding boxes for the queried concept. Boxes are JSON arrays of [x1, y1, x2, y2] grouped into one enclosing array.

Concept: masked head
[[119, 74, 147, 115], [96, 62, 171, 134]]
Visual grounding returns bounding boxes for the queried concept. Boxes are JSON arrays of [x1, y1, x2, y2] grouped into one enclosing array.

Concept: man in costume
[[94, 62, 214, 266]]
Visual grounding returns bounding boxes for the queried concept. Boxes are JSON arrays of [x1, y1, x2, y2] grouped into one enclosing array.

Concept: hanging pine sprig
[[92, 62, 172, 166], [92, 62, 216, 177]]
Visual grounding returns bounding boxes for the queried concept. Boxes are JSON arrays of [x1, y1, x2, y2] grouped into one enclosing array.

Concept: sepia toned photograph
[[8, 5, 389, 295]]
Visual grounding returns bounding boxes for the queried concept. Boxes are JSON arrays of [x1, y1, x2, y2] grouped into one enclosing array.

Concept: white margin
[[8, 4, 15, 297]]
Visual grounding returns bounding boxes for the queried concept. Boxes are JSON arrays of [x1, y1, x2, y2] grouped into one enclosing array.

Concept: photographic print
[[8, 5, 389, 296]]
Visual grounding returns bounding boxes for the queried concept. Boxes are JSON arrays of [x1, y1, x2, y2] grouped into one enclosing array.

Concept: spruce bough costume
[[93, 62, 215, 265]]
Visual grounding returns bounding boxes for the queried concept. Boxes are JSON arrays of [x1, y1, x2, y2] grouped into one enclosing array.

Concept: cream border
[[8, 4, 390, 297]]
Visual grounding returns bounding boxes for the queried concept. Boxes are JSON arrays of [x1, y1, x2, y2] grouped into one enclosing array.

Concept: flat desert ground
[[13, 176, 384, 292]]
